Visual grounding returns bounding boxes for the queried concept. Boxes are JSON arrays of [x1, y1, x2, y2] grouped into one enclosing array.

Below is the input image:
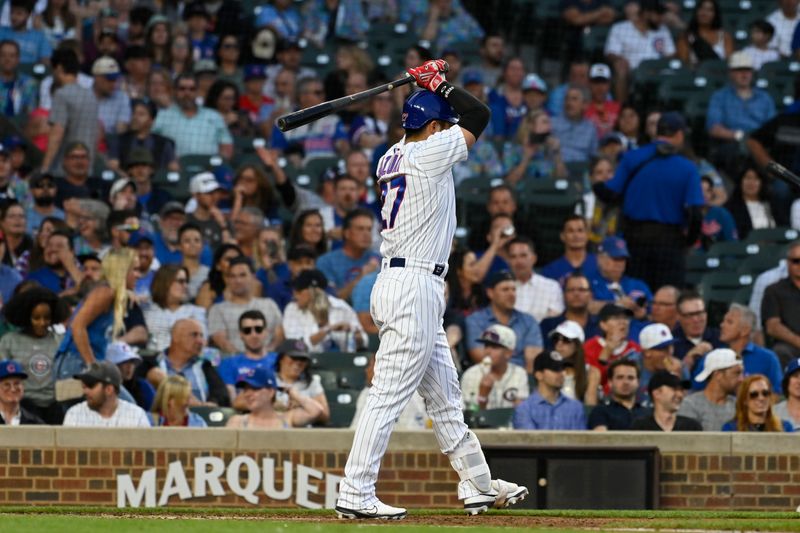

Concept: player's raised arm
[[407, 60, 490, 148]]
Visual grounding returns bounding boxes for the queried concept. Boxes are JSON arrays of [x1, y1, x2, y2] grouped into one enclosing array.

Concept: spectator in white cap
[[186, 172, 232, 250], [460, 324, 529, 411], [92, 55, 131, 134], [585, 63, 619, 138], [521, 73, 548, 115], [706, 51, 775, 177], [105, 340, 154, 410], [108, 177, 137, 211], [679, 348, 742, 431], [550, 320, 600, 405], [632, 322, 685, 402]]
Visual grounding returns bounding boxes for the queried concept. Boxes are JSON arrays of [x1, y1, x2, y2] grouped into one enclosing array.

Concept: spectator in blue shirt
[[217, 310, 278, 405], [255, 0, 302, 40], [707, 303, 783, 393], [707, 51, 776, 177], [0, 40, 38, 118], [316, 208, 380, 303], [540, 272, 601, 348], [152, 202, 212, 267], [541, 215, 600, 287], [352, 270, 378, 336], [589, 236, 652, 339], [465, 271, 543, 373], [184, 2, 217, 61], [26, 230, 82, 296], [0, 0, 52, 64], [512, 351, 586, 430]]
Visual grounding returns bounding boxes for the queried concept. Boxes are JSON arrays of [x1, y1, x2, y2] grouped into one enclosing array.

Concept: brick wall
[[660, 453, 800, 509], [1, 429, 798, 510]]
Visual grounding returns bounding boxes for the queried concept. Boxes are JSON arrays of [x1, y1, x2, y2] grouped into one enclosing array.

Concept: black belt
[[388, 257, 446, 277]]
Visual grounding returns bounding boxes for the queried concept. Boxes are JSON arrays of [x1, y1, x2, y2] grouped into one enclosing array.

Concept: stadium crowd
[[0, 0, 800, 434]]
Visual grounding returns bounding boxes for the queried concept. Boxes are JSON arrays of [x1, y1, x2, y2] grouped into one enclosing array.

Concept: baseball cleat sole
[[335, 505, 407, 520]]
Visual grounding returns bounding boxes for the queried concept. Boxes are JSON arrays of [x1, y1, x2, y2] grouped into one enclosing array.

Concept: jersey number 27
[[379, 176, 406, 230]]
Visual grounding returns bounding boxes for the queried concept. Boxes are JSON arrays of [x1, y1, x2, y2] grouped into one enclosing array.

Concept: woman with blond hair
[[721, 374, 793, 432], [282, 269, 366, 353], [150, 375, 208, 427], [54, 249, 148, 379], [226, 367, 323, 429]]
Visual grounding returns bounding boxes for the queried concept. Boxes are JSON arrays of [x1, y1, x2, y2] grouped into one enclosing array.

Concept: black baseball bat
[[765, 161, 800, 189], [276, 76, 414, 132]]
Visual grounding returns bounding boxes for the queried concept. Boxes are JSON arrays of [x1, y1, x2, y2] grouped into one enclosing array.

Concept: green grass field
[[2, 507, 800, 532]]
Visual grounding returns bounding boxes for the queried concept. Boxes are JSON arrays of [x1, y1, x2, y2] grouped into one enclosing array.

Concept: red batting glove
[[407, 60, 448, 93]]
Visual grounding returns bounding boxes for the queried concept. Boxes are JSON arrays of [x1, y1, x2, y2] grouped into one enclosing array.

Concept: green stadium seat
[[700, 271, 755, 326], [707, 240, 763, 263], [325, 388, 358, 406], [314, 369, 339, 390], [745, 227, 800, 245], [189, 406, 236, 427], [328, 404, 357, 427], [337, 368, 367, 390], [310, 352, 370, 371], [694, 59, 729, 90], [179, 153, 216, 175], [657, 70, 707, 109], [735, 254, 782, 277], [303, 156, 341, 183], [685, 252, 724, 287], [471, 408, 515, 429]]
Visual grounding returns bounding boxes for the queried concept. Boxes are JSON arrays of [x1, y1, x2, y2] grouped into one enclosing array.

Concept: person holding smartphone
[[503, 110, 567, 186]]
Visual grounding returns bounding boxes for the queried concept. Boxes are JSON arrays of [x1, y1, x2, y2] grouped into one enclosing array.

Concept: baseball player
[[335, 60, 528, 520]]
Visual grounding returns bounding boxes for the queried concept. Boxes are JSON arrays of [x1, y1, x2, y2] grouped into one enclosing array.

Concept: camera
[[635, 296, 648, 308]]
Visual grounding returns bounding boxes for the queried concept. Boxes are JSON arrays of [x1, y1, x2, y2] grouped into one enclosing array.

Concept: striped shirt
[[63, 399, 151, 428]]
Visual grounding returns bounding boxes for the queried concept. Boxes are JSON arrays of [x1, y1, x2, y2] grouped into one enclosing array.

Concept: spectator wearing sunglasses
[[721, 374, 793, 432], [27, 173, 64, 235], [217, 310, 278, 404]]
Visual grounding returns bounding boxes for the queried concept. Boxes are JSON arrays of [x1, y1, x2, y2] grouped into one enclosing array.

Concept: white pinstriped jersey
[[376, 126, 468, 265]]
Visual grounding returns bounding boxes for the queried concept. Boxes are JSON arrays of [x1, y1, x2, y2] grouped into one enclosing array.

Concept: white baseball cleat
[[463, 479, 529, 515], [335, 501, 407, 520]]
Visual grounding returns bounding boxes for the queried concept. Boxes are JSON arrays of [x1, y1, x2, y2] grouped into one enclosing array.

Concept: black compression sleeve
[[435, 81, 490, 139]]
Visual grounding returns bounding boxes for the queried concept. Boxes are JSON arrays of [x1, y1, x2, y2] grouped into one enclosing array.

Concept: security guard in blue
[[594, 112, 704, 290]]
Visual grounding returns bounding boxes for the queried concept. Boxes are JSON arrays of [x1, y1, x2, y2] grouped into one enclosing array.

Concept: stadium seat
[[314, 369, 339, 390], [694, 59, 729, 90], [328, 404, 357, 427], [745, 227, 800, 245], [303, 156, 342, 183], [179, 153, 216, 175], [685, 252, 724, 287], [189, 406, 236, 427], [735, 253, 782, 277], [325, 388, 357, 406], [707, 240, 763, 264], [471, 408, 515, 429], [310, 352, 370, 371], [700, 271, 755, 326], [337, 368, 367, 390]]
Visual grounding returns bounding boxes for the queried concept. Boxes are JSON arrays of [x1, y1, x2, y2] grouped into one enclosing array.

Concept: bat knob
[[440, 60, 450, 73]]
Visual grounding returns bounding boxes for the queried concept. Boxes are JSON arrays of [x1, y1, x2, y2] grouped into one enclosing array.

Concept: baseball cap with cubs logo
[[477, 324, 516, 351], [0, 360, 27, 381], [638, 323, 676, 350], [598, 236, 630, 259], [236, 366, 277, 389]]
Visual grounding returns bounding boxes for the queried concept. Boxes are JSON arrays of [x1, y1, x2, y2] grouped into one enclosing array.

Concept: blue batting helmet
[[401, 91, 460, 130]]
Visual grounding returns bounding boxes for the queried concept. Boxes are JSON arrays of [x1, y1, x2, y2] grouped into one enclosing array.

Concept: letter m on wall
[[117, 468, 157, 508]]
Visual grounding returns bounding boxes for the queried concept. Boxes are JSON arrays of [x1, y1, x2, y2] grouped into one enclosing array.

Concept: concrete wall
[[0, 428, 798, 510]]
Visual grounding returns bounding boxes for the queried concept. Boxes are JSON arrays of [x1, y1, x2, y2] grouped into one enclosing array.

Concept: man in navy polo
[[594, 111, 704, 291], [465, 271, 543, 374]]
